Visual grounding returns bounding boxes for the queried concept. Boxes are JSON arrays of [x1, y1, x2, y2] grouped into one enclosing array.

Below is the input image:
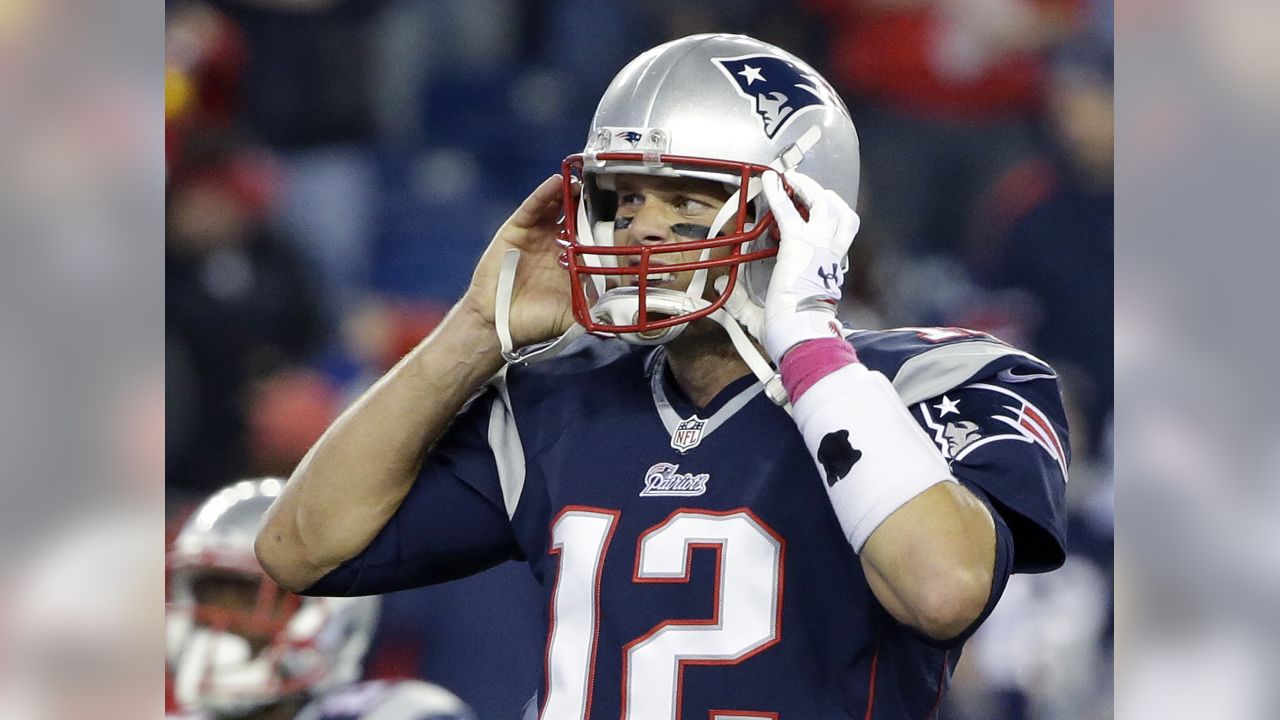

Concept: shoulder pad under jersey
[[295, 680, 476, 720], [505, 333, 639, 380], [848, 327, 1056, 405]]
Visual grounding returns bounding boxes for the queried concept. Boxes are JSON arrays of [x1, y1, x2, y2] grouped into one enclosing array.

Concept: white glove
[[759, 169, 861, 362]]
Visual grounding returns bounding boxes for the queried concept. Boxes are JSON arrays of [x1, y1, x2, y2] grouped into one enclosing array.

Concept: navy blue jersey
[[309, 327, 1068, 719]]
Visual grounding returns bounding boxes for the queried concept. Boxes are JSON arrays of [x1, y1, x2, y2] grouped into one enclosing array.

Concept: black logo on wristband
[[817, 429, 861, 486]]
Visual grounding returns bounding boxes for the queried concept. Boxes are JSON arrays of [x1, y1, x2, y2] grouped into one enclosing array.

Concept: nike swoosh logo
[[997, 367, 1057, 383]]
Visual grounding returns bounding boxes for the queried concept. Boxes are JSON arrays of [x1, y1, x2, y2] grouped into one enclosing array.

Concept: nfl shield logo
[[670, 415, 707, 453]]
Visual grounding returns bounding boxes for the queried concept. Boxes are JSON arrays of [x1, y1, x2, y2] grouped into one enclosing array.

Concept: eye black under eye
[[671, 223, 710, 239]]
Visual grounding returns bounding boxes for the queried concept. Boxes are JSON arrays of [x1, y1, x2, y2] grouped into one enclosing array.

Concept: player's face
[[190, 571, 297, 655], [611, 175, 733, 295]]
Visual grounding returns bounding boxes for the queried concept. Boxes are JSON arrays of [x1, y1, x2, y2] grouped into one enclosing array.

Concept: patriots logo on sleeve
[[712, 55, 829, 138], [918, 384, 1069, 481]]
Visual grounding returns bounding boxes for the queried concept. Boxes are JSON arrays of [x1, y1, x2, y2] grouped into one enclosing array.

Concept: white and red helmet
[[165, 478, 379, 717], [557, 33, 860, 345]]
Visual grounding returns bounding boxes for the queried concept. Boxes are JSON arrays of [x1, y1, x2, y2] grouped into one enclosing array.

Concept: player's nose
[[625, 200, 674, 247]]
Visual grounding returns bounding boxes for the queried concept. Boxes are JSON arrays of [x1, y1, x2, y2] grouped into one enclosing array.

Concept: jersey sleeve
[[302, 387, 522, 596], [909, 358, 1070, 573]]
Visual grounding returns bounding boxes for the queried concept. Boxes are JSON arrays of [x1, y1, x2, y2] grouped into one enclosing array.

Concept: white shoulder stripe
[[486, 369, 526, 519], [891, 340, 1050, 406]]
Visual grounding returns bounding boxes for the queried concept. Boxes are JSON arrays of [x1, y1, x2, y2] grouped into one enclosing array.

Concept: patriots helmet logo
[[713, 55, 829, 139], [616, 130, 644, 148]]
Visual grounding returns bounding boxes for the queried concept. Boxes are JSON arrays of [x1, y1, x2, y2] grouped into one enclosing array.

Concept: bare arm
[[757, 172, 1002, 642], [256, 175, 575, 591], [860, 482, 997, 640]]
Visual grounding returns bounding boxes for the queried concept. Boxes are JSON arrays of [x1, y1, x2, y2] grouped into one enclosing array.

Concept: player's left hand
[[759, 169, 861, 363]]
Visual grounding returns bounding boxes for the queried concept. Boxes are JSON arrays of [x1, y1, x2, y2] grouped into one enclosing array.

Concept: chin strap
[[700, 125, 824, 409], [713, 274, 794, 410], [495, 249, 585, 365], [708, 306, 790, 410]]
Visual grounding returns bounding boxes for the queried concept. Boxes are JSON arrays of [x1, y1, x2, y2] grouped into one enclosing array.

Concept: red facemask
[[558, 153, 792, 337]]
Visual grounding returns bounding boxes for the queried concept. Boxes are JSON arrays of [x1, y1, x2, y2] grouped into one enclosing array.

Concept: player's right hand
[[461, 174, 579, 349]]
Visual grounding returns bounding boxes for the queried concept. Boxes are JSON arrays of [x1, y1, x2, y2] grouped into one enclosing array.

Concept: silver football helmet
[[166, 478, 380, 717], [557, 33, 860, 346]]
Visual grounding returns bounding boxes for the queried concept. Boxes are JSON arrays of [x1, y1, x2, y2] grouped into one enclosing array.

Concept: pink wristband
[[779, 337, 860, 401]]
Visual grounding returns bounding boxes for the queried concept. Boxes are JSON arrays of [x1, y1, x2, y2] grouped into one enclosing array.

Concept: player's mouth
[[625, 261, 676, 286]]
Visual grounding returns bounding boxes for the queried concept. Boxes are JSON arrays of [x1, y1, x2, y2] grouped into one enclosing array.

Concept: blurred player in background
[[166, 478, 475, 720], [256, 34, 1070, 718]]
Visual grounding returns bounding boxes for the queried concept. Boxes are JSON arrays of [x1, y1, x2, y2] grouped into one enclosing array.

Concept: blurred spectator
[[166, 136, 329, 499], [200, 0, 391, 317], [165, 2, 247, 175], [200, 0, 386, 150], [805, 0, 1082, 256], [971, 49, 1113, 448]]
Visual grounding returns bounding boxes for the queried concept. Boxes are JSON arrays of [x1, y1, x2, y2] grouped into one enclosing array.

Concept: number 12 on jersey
[[542, 507, 785, 720]]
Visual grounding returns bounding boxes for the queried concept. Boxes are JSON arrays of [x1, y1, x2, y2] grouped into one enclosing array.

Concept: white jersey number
[[542, 508, 784, 720]]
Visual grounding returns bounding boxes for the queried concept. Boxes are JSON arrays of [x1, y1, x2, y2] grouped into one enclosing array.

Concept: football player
[[256, 34, 1069, 718], [167, 478, 475, 720]]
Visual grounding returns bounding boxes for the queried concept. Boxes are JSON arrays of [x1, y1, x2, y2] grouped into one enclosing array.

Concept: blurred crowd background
[[24, 0, 1280, 712], [162, 1, 1113, 718], [7, 0, 1280, 716]]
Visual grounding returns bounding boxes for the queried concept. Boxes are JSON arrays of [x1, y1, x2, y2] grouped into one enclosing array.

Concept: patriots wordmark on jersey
[[307, 328, 1068, 719]]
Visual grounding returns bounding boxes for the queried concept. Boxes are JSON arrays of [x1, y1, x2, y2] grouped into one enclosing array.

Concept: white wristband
[[791, 363, 955, 552]]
